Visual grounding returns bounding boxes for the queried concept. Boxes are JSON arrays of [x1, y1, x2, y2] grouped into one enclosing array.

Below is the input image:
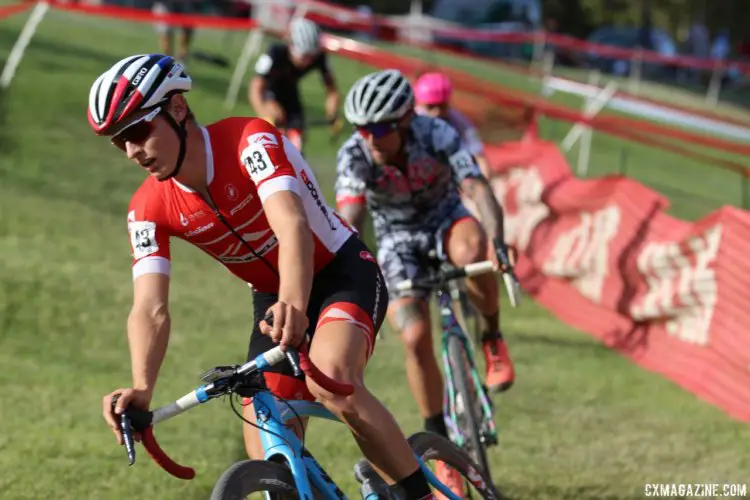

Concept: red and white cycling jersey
[[126, 117, 354, 293]]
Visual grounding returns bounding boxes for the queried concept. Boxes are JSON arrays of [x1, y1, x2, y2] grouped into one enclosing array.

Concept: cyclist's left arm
[[239, 120, 313, 319], [439, 122, 506, 245], [462, 126, 492, 179], [319, 53, 340, 123]]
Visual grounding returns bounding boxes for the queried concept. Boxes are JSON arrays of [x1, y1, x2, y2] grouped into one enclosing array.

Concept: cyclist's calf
[[388, 299, 444, 420], [391, 299, 432, 355]]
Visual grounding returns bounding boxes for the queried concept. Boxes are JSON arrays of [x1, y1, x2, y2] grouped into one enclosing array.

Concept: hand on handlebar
[[102, 388, 151, 445], [492, 238, 518, 274], [492, 238, 522, 307], [259, 302, 309, 349]]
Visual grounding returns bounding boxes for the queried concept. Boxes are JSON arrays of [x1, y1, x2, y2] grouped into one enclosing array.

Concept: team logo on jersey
[[179, 212, 189, 226], [225, 183, 238, 201], [300, 169, 336, 230], [248, 132, 278, 148], [230, 192, 255, 216], [184, 222, 215, 238], [359, 250, 375, 263]]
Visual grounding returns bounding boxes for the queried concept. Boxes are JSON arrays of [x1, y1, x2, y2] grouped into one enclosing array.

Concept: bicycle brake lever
[[120, 412, 136, 466], [112, 395, 136, 466]]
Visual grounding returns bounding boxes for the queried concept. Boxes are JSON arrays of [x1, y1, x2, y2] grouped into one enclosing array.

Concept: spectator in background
[[711, 29, 731, 61], [711, 29, 742, 84], [355, 5, 377, 42], [152, 0, 198, 64], [248, 18, 340, 155], [684, 20, 710, 83]]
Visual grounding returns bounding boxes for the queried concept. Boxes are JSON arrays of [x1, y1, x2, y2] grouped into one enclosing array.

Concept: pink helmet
[[413, 72, 452, 106]]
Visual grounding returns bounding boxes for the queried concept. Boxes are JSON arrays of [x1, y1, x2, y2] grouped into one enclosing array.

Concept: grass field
[[1, 9, 749, 500]]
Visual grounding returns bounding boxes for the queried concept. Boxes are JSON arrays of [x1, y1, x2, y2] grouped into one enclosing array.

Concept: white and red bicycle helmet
[[88, 53, 191, 136], [88, 54, 193, 179]]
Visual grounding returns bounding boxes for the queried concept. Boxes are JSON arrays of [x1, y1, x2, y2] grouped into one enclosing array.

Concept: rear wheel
[[210, 460, 299, 500], [409, 432, 501, 499]]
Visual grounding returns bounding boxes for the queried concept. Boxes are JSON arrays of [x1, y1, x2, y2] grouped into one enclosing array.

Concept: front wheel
[[447, 333, 492, 479], [409, 432, 502, 500], [210, 460, 299, 500]]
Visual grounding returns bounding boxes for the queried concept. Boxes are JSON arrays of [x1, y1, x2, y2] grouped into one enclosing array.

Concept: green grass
[[0, 9, 749, 500]]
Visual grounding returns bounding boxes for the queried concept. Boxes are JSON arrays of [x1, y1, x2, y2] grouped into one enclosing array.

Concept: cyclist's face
[[290, 48, 318, 68], [112, 97, 186, 181], [422, 103, 449, 120], [358, 122, 402, 165]]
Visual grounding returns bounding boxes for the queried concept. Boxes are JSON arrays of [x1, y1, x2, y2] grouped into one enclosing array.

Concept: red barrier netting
[[478, 140, 750, 422], [0, 1, 31, 20]]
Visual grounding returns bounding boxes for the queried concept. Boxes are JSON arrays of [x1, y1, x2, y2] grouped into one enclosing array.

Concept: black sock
[[479, 310, 500, 336], [481, 328, 504, 342], [424, 413, 448, 437], [396, 467, 433, 500]]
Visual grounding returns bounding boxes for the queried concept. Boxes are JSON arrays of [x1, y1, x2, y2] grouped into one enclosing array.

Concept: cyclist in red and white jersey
[[413, 72, 491, 177], [91, 54, 436, 500]]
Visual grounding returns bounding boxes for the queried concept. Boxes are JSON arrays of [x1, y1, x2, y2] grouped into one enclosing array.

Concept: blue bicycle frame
[[131, 345, 465, 499], [249, 388, 463, 500]]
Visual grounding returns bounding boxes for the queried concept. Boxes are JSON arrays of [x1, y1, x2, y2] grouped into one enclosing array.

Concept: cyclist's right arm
[[103, 203, 173, 443], [126, 203, 173, 395], [128, 273, 171, 398], [334, 140, 369, 236]]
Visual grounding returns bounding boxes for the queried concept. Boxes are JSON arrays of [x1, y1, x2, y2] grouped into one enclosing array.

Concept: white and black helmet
[[288, 18, 322, 56], [87, 54, 191, 135], [344, 69, 415, 126]]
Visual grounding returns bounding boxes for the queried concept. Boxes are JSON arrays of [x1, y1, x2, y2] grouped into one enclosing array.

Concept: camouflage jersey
[[334, 114, 483, 241]]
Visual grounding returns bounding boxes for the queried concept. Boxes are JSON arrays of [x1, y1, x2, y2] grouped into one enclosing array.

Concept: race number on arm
[[238, 119, 300, 203], [127, 192, 172, 280]]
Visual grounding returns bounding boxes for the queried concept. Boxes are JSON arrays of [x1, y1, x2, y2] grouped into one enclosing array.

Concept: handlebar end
[[141, 427, 196, 480]]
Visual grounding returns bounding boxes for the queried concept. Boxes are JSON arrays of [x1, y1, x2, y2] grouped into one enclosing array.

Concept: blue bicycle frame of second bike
[[250, 391, 463, 500]]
